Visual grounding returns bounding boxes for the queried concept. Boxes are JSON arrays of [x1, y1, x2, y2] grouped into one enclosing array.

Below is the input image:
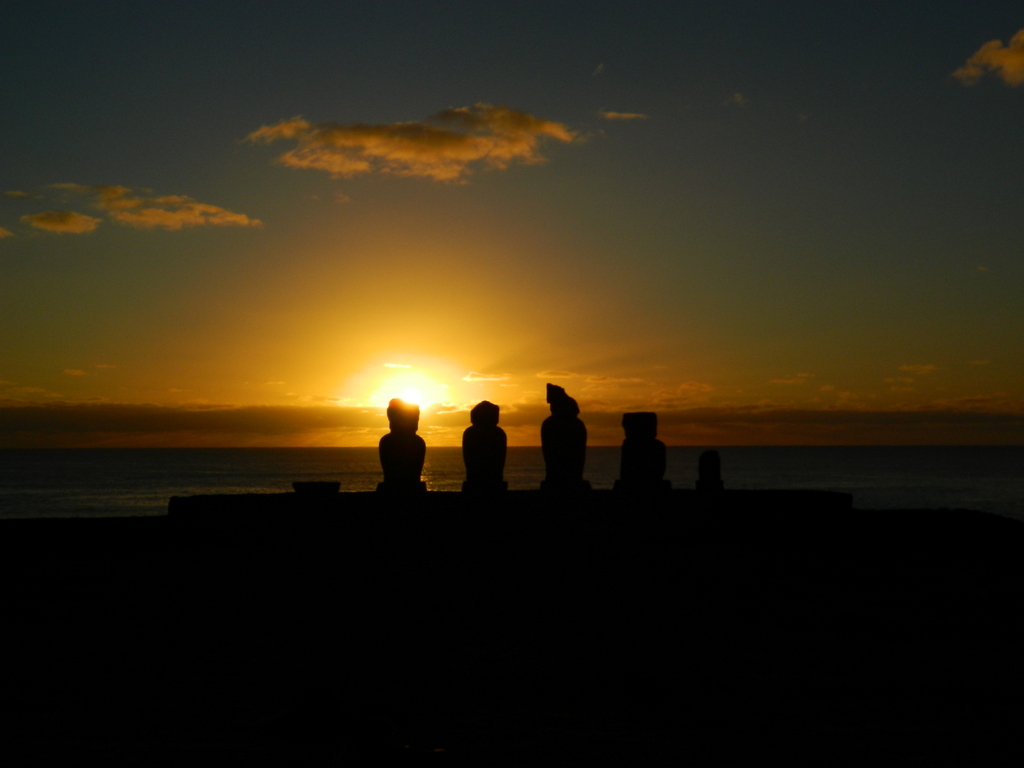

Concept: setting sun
[[366, 368, 448, 408], [399, 388, 424, 405]]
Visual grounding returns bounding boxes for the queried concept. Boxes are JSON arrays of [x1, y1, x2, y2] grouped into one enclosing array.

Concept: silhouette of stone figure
[[614, 412, 671, 493], [696, 449, 724, 492], [377, 398, 427, 493], [462, 400, 508, 493], [540, 384, 590, 492]]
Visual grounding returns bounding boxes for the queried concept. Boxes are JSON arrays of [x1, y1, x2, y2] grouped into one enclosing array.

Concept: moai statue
[[462, 400, 508, 493], [696, 449, 724, 492], [377, 398, 427, 493], [614, 412, 671, 493], [540, 383, 590, 492]]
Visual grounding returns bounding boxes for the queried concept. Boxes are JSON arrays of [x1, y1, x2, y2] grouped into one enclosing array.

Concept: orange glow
[[359, 366, 450, 408]]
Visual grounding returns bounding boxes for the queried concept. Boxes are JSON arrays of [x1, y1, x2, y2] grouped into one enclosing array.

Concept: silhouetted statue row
[[377, 383, 723, 494]]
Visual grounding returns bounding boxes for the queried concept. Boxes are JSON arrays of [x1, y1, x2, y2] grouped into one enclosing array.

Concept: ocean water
[[0, 446, 1022, 520]]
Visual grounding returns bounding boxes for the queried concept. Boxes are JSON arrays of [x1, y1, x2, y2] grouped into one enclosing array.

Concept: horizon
[[3, 3, 1023, 448]]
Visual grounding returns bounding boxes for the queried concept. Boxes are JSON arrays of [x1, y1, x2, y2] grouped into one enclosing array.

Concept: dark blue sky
[[2, 1, 1022, 446]]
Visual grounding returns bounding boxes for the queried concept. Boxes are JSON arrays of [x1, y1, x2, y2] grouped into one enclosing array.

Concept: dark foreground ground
[[2, 490, 1024, 766]]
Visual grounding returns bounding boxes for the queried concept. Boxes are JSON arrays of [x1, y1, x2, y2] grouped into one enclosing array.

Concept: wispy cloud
[[585, 375, 644, 383], [970, 359, 991, 366], [953, 29, 1024, 86], [62, 369, 86, 376], [462, 371, 510, 381], [53, 184, 262, 230], [598, 111, 648, 121], [724, 92, 748, 107], [4, 190, 40, 199], [4, 397, 1024, 447], [383, 363, 411, 368], [592, 63, 605, 77], [769, 373, 813, 385], [899, 364, 939, 375], [21, 211, 101, 234], [536, 370, 577, 379], [95, 364, 116, 369], [0, 227, 13, 239], [246, 103, 577, 183]]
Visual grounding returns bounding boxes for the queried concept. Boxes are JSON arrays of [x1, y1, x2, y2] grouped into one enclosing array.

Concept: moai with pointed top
[[696, 449, 724, 492], [614, 412, 671, 493], [540, 383, 590, 492], [462, 400, 508, 493], [377, 398, 427, 493]]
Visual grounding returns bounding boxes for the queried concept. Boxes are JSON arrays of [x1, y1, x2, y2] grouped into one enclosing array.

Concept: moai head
[[622, 412, 657, 442], [546, 383, 580, 417], [387, 398, 420, 435], [470, 400, 500, 427]]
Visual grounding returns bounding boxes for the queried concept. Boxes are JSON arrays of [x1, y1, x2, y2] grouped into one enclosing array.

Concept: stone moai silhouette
[[540, 383, 590, 492], [377, 398, 427, 493], [462, 400, 508, 492], [696, 449, 724, 492], [614, 412, 671, 493]]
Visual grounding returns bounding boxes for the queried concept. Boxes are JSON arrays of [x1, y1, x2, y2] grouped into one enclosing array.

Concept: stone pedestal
[[540, 479, 592, 494], [376, 481, 427, 493], [462, 480, 509, 493]]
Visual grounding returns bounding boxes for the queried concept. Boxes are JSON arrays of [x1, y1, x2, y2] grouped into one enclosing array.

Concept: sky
[[2, 1, 1023, 447]]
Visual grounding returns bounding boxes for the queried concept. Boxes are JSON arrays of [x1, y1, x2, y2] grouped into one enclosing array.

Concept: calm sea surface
[[0, 446, 1022, 520]]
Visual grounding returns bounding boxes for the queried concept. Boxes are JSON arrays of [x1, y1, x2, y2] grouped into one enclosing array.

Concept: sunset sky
[[2, 1, 1023, 447]]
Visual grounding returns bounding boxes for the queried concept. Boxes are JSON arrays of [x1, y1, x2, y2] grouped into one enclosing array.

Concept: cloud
[[4, 397, 1024, 447], [592, 63, 605, 77], [899, 364, 939, 375], [724, 92, 748, 107], [970, 359, 991, 366], [769, 373, 812, 384], [21, 211, 101, 234], [536, 370, 577, 379], [462, 371, 510, 381], [599, 111, 648, 121], [4, 190, 39, 199], [586, 376, 645, 384], [52, 184, 261, 230], [650, 381, 714, 407], [953, 29, 1024, 86], [246, 103, 577, 182], [95, 364, 116, 369], [383, 363, 411, 368], [0, 227, 12, 239], [62, 369, 86, 376]]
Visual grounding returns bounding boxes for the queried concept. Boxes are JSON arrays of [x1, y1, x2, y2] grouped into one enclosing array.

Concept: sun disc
[[400, 387, 424, 405]]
